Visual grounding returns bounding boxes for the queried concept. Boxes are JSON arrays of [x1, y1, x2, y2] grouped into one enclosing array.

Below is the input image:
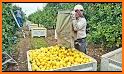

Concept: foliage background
[[28, 3, 122, 49]]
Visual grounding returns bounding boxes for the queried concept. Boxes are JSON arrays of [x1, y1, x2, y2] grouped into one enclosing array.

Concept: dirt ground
[[7, 32, 31, 71], [44, 29, 58, 46], [6, 29, 107, 71]]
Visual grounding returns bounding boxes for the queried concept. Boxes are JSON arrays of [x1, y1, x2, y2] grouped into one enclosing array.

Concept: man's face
[[75, 10, 83, 18], [75, 12, 80, 18]]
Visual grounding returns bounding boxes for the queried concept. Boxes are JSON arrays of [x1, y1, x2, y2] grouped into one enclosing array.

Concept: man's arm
[[72, 18, 86, 31], [72, 19, 78, 31]]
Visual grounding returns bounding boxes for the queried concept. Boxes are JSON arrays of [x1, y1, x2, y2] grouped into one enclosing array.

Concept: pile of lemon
[[28, 45, 92, 71]]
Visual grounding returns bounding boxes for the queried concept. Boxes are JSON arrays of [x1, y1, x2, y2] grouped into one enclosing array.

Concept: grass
[[30, 37, 48, 49]]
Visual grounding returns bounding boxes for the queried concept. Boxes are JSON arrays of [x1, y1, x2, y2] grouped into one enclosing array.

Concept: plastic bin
[[31, 27, 47, 38], [100, 48, 122, 71], [29, 24, 38, 31]]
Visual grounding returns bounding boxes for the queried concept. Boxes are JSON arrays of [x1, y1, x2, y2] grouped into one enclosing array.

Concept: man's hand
[[71, 11, 76, 20]]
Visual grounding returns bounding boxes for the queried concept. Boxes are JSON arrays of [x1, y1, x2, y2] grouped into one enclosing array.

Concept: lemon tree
[[2, 3, 25, 54], [83, 3, 122, 49], [28, 3, 122, 49], [28, 3, 77, 29], [2, 3, 25, 70]]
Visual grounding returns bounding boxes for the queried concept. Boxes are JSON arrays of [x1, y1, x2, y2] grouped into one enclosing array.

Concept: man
[[15, 8, 23, 27], [71, 4, 87, 54]]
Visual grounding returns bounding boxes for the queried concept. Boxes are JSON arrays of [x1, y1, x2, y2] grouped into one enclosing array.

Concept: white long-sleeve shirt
[[72, 17, 87, 39]]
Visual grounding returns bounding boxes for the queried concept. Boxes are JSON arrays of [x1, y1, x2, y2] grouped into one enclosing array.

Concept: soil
[[7, 31, 31, 71], [44, 29, 58, 46]]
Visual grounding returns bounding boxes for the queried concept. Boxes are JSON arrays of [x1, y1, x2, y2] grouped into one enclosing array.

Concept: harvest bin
[[27, 51, 97, 71], [29, 24, 38, 31], [100, 48, 122, 71], [31, 27, 47, 38]]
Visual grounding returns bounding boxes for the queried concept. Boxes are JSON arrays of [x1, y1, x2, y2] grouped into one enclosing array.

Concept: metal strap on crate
[[109, 59, 122, 67]]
